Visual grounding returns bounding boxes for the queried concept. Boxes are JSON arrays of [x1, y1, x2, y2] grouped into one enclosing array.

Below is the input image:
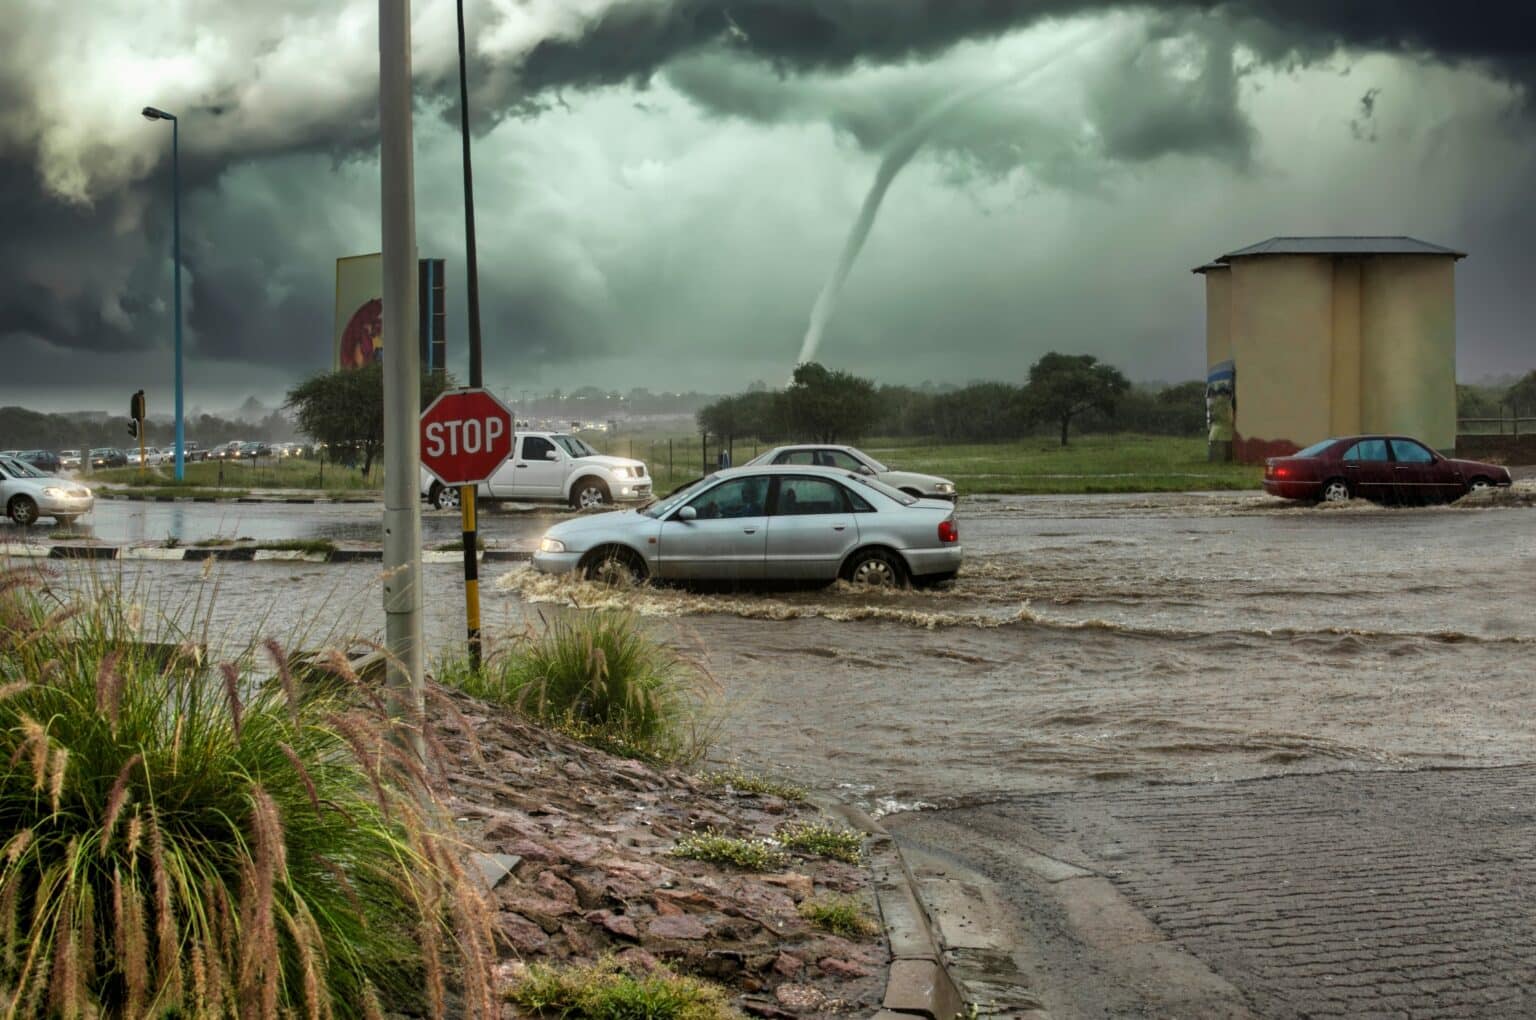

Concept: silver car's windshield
[[641, 476, 711, 518], [552, 434, 599, 458], [850, 473, 915, 506], [0, 457, 44, 479]]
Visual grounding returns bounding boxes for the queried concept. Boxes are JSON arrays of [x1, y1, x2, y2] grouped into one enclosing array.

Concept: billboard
[[333, 254, 446, 371]]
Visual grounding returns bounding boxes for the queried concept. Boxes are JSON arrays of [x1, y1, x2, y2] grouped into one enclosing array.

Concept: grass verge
[[436, 611, 716, 764], [508, 959, 739, 1020], [776, 822, 863, 864], [600, 431, 1262, 496], [670, 831, 789, 871], [0, 569, 495, 1017], [799, 895, 879, 938], [90, 458, 380, 492]]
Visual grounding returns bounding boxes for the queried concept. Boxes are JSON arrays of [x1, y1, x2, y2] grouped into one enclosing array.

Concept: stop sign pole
[[421, 389, 515, 668]]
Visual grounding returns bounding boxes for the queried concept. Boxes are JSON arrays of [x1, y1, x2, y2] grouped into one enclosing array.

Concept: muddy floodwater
[[29, 490, 1536, 812]]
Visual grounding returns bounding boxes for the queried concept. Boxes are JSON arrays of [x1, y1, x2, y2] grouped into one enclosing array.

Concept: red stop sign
[[419, 388, 515, 486]]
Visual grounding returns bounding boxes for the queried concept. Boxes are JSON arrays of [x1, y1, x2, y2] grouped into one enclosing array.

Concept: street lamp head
[[141, 106, 175, 121]]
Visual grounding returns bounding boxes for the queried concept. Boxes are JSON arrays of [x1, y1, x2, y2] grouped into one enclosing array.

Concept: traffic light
[[127, 419, 139, 439], [130, 390, 146, 422]]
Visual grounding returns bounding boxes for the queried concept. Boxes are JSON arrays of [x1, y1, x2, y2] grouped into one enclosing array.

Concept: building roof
[[1193, 235, 1466, 273]]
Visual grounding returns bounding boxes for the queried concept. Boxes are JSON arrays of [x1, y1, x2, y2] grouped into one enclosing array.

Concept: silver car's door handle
[[833, 525, 846, 531], [743, 527, 757, 534]]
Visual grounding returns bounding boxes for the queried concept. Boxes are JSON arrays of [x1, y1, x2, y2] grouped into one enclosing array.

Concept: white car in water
[[744, 444, 957, 501], [421, 430, 651, 511], [1, 455, 94, 526]]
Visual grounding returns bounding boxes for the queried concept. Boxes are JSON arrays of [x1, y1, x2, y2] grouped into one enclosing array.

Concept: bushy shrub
[[439, 612, 715, 763], [670, 832, 789, 872], [508, 958, 738, 1020], [799, 895, 878, 938], [776, 822, 864, 864], [0, 569, 493, 1018]]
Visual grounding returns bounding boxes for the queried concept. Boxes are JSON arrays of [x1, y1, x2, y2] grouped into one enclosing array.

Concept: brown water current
[[29, 487, 1536, 815]]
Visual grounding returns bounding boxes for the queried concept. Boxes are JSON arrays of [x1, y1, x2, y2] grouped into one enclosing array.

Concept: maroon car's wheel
[[1320, 479, 1351, 504], [1469, 478, 1492, 493]]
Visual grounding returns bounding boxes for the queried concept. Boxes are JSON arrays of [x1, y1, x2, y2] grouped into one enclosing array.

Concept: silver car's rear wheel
[[844, 549, 907, 588], [432, 484, 461, 511], [1320, 479, 1351, 504]]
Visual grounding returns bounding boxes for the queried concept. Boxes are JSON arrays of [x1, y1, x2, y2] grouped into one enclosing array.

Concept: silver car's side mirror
[[677, 505, 697, 522], [858, 465, 875, 475]]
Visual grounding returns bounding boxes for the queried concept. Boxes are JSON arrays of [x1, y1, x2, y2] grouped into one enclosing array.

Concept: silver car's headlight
[[42, 487, 66, 498], [539, 538, 566, 553]]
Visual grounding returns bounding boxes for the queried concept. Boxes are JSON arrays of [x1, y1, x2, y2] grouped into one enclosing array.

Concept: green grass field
[[87, 436, 1261, 498], [90, 457, 379, 492], [600, 431, 1261, 496]]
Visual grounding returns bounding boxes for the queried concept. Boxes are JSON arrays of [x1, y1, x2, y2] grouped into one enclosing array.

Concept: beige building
[[1195, 236, 1465, 460]]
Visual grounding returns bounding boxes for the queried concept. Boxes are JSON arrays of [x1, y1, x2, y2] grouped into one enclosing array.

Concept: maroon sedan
[[1263, 436, 1512, 504]]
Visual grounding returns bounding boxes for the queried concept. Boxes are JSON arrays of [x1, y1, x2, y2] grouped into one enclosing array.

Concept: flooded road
[[28, 489, 1534, 812]]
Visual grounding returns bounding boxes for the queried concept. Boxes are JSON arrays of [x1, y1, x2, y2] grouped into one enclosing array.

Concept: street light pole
[[141, 106, 185, 481], [456, 0, 487, 668], [379, 0, 424, 739]]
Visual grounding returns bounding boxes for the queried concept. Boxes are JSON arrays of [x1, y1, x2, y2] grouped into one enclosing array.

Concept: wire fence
[[1457, 415, 1536, 437]]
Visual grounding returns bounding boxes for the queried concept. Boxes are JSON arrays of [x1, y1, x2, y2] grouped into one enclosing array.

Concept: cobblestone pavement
[[899, 767, 1536, 1018]]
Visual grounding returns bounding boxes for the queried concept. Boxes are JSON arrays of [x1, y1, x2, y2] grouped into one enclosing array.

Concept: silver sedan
[[532, 465, 962, 587]]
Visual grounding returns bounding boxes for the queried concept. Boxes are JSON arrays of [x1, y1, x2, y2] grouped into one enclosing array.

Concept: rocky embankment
[[429, 687, 888, 1017]]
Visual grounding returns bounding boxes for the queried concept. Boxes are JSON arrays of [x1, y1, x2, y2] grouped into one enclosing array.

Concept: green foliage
[[776, 822, 863, 864], [284, 364, 452, 475], [0, 572, 495, 1018], [785, 362, 880, 443], [508, 959, 740, 1020], [437, 612, 715, 764], [671, 831, 790, 871], [799, 895, 878, 938], [698, 768, 807, 803], [1507, 371, 1536, 415], [1024, 352, 1133, 446]]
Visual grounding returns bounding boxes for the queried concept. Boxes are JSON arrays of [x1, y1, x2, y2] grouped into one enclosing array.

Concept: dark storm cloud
[[518, 0, 1536, 95], [2, 0, 1534, 392]]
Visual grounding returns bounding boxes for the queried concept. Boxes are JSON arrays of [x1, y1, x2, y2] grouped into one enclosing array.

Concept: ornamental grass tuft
[[0, 568, 495, 1018], [438, 611, 716, 764]]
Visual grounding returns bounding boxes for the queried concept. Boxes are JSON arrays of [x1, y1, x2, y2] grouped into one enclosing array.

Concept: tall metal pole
[[171, 116, 185, 482], [379, 0, 424, 733], [456, 0, 486, 668]]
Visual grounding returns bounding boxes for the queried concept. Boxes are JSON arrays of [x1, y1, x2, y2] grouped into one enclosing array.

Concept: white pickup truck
[[420, 430, 651, 510]]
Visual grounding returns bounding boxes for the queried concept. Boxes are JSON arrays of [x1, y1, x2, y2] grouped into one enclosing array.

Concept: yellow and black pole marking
[[461, 483, 482, 668]]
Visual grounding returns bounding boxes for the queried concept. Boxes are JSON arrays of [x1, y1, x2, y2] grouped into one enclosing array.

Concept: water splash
[[794, 24, 1104, 367]]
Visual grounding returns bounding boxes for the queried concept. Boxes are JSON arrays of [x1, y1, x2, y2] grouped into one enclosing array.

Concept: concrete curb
[[810, 795, 965, 1020], [1, 543, 532, 565]]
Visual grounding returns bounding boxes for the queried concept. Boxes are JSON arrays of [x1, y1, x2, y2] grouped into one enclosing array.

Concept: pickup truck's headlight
[[538, 538, 566, 554], [933, 481, 955, 493]]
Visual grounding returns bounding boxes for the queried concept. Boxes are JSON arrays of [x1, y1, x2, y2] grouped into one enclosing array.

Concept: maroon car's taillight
[[938, 519, 958, 543]]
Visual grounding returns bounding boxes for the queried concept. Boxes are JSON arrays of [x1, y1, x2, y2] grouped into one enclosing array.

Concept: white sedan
[[1, 456, 94, 525], [744, 444, 957, 501]]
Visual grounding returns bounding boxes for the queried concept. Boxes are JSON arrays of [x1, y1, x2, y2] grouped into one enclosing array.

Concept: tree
[[284, 363, 452, 474], [784, 362, 879, 443], [1506, 371, 1536, 416], [1023, 352, 1131, 446]]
